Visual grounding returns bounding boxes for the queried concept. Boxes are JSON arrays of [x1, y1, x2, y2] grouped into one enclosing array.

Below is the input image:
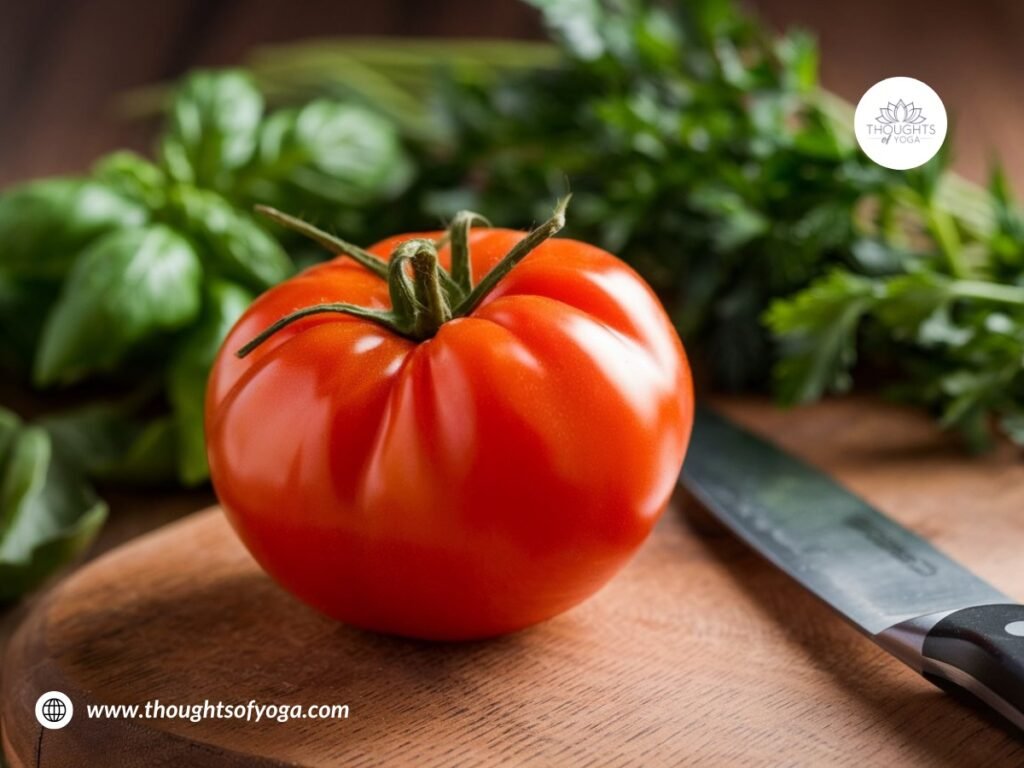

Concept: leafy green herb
[[768, 266, 1024, 451], [166, 185, 290, 290], [243, 99, 413, 212], [35, 225, 203, 386], [0, 275, 60, 372], [42, 402, 181, 486], [168, 279, 253, 484], [160, 70, 265, 195], [765, 270, 877, 404], [0, 407, 107, 601], [0, 179, 147, 279], [42, 400, 164, 481], [93, 152, 169, 210]]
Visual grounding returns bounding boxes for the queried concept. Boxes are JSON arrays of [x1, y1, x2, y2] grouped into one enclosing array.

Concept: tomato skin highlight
[[206, 228, 693, 640]]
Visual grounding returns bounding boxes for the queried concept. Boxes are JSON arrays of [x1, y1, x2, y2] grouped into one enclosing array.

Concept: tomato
[[206, 201, 693, 640]]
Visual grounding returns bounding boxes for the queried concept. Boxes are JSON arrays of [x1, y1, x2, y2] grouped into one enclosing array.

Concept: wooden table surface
[[5, 397, 1024, 767]]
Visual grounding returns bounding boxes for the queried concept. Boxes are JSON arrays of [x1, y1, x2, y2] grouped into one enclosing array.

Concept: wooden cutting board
[[3, 398, 1024, 767]]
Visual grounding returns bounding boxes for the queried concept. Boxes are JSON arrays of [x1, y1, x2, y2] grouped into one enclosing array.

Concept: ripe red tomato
[[206, 203, 693, 640]]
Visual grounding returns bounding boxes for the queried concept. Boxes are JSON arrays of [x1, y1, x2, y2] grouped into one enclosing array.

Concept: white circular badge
[[854, 77, 947, 170], [35, 690, 74, 730]]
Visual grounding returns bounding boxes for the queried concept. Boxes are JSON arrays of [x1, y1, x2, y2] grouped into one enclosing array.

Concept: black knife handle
[[921, 604, 1024, 729]]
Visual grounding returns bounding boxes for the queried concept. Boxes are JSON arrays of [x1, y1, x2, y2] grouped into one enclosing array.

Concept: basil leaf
[[54, 409, 179, 487], [42, 402, 179, 486], [168, 185, 292, 290], [93, 151, 168, 210], [159, 70, 264, 194], [102, 416, 179, 485], [43, 399, 141, 471], [0, 409, 106, 602], [0, 178, 147, 279], [244, 100, 412, 210], [0, 275, 60, 375], [168, 280, 253, 485], [35, 225, 202, 386]]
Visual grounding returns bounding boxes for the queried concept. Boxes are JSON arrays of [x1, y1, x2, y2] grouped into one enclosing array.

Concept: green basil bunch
[[0, 70, 410, 597], [0, 406, 106, 600]]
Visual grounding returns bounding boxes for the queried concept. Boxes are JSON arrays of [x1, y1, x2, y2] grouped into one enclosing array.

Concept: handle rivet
[[1005, 621, 1024, 637]]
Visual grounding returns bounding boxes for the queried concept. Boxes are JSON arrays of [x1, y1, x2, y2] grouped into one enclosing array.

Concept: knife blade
[[682, 405, 1024, 731]]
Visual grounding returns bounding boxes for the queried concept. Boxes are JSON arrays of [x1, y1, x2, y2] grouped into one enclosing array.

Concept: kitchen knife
[[681, 405, 1024, 730]]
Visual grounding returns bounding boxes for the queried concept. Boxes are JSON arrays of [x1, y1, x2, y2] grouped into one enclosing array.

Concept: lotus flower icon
[[875, 99, 926, 143]]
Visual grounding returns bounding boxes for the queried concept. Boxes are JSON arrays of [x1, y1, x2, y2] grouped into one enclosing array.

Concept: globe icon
[[42, 698, 66, 723]]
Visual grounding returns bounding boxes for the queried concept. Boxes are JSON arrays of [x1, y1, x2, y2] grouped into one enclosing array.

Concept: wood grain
[[3, 397, 1024, 767]]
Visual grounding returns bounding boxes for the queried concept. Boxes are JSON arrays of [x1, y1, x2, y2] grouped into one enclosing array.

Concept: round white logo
[[854, 77, 947, 170], [35, 691, 74, 730]]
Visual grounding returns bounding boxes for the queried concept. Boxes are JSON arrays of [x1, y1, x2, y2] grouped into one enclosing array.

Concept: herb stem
[[951, 280, 1024, 306], [926, 204, 967, 279]]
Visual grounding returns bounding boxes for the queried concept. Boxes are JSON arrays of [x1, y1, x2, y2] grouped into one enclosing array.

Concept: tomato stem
[[255, 203, 465, 300], [396, 239, 453, 337], [452, 195, 570, 318], [447, 210, 492, 298], [386, 252, 419, 327], [254, 205, 389, 279], [237, 197, 571, 355], [236, 303, 408, 357]]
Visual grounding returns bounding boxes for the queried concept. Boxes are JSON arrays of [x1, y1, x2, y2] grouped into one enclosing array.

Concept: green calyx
[[238, 196, 569, 357]]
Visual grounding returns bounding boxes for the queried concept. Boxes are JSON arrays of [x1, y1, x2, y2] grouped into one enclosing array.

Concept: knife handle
[[920, 604, 1024, 729]]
